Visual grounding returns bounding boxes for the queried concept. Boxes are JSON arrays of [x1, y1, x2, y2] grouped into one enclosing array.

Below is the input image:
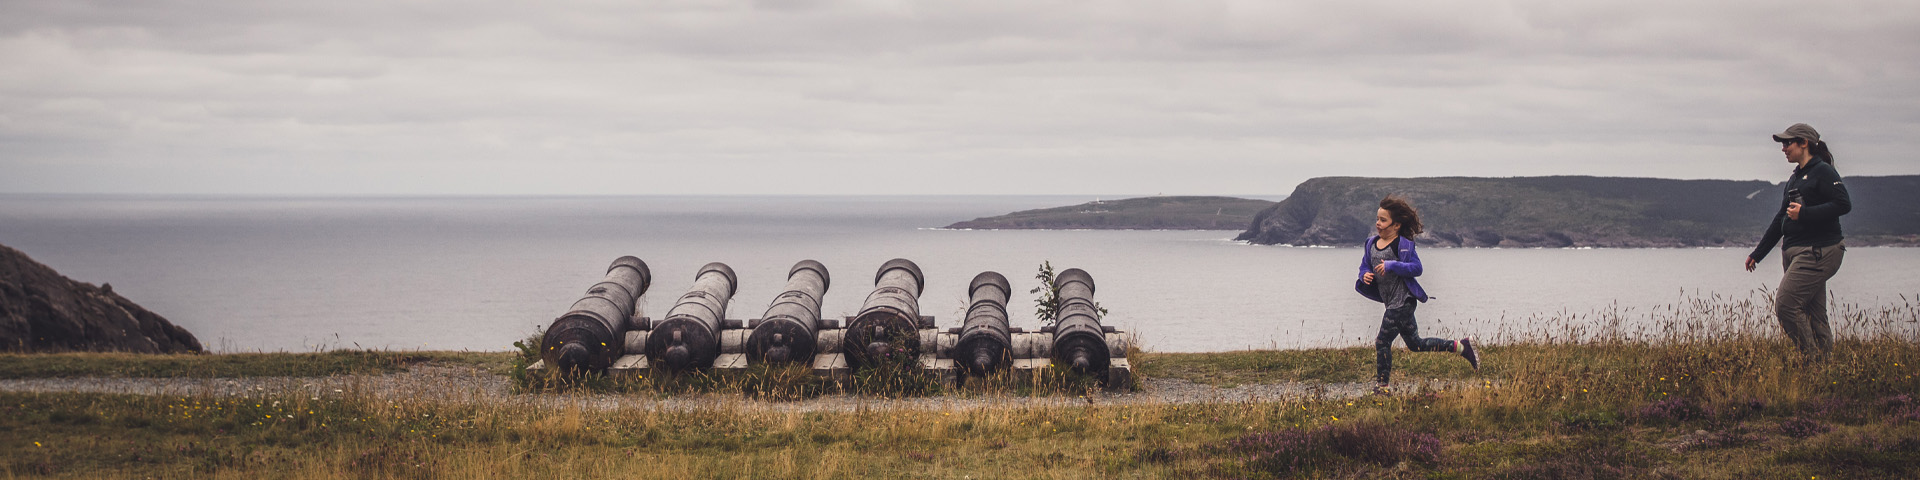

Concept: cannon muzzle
[[664, 345, 692, 370]]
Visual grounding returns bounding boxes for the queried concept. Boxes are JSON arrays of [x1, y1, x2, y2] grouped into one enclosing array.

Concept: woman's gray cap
[[1773, 123, 1821, 143]]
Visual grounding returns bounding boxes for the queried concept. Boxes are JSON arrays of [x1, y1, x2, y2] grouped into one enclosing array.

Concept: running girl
[[1357, 195, 1479, 394]]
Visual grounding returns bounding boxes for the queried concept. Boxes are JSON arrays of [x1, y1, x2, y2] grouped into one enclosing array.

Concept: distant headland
[[1237, 175, 1920, 248], [944, 196, 1277, 230], [947, 176, 1920, 248]]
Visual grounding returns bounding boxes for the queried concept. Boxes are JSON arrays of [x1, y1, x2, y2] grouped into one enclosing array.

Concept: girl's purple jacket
[[1354, 235, 1431, 304]]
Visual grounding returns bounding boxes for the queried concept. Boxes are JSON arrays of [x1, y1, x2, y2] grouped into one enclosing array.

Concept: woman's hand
[[1787, 202, 1802, 221], [1372, 263, 1386, 275], [1744, 256, 1757, 272], [1362, 272, 1375, 285]]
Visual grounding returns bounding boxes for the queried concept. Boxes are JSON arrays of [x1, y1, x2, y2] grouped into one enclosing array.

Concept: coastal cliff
[[1235, 175, 1920, 248], [0, 244, 203, 353]]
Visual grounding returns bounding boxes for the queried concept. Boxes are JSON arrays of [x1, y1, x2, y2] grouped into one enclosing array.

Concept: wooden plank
[[935, 332, 957, 359], [815, 329, 844, 354], [917, 353, 948, 370], [1105, 332, 1131, 358], [918, 329, 938, 352], [713, 353, 748, 369], [921, 355, 960, 387], [1011, 332, 1053, 359], [608, 355, 648, 378], [1105, 358, 1133, 391], [920, 329, 956, 359], [920, 355, 959, 388], [623, 331, 649, 356], [720, 329, 749, 354], [812, 353, 851, 384]]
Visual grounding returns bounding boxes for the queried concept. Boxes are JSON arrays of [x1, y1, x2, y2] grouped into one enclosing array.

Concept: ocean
[[2, 194, 1915, 353]]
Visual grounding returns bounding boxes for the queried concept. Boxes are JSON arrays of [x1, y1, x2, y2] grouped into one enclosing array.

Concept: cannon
[[746, 260, 832, 365], [953, 271, 1013, 376], [1050, 268, 1111, 373], [541, 256, 652, 373], [643, 262, 738, 370], [843, 258, 925, 368]]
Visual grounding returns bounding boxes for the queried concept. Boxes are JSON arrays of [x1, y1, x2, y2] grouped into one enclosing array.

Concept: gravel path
[[0, 365, 1431, 412]]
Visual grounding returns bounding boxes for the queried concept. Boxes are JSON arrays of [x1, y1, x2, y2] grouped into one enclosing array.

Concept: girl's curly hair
[[1379, 195, 1423, 238]]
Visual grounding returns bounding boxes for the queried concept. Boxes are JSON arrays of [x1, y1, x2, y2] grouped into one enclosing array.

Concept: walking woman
[[1746, 123, 1851, 360], [1357, 196, 1479, 395]]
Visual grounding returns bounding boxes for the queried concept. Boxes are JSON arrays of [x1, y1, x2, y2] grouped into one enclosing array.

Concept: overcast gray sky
[[2, 0, 1915, 195]]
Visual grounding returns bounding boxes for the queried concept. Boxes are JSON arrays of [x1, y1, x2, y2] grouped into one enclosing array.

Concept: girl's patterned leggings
[[1375, 302, 1455, 384]]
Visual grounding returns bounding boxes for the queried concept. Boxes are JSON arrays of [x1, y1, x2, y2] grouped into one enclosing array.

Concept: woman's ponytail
[[1811, 141, 1834, 166]]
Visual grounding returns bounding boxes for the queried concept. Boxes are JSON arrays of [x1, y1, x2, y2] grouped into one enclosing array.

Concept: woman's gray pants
[[1776, 242, 1845, 359]]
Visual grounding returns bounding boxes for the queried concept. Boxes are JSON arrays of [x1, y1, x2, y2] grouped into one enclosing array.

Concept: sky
[[2, 0, 1916, 196]]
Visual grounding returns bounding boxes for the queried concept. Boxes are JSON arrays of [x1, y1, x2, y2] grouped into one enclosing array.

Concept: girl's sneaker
[[1459, 337, 1481, 370], [1372, 384, 1392, 397]]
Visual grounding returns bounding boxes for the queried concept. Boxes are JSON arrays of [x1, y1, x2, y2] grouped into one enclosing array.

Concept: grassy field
[[0, 350, 513, 379], [3, 293, 1918, 478]]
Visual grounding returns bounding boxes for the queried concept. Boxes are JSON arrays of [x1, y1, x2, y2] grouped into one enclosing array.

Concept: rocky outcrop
[[0, 244, 203, 353], [1237, 175, 1920, 248]]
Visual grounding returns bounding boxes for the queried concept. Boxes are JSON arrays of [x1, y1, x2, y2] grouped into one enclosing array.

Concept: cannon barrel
[[747, 260, 832, 365], [844, 258, 925, 368], [954, 271, 1013, 376], [1050, 268, 1110, 373], [644, 262, 738, 370], [542, 256, 652, 372]]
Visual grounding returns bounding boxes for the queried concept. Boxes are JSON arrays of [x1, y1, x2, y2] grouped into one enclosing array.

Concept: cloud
[[1, 0, 1917, 194]]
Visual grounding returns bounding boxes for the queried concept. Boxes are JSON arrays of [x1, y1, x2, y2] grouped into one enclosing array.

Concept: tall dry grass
[[4, 290, 1916, 478], [1460, 291, 1918, 420]]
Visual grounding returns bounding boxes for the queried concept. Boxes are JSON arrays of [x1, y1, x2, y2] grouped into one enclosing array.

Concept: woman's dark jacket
[[1750, 161, 1851, 262]]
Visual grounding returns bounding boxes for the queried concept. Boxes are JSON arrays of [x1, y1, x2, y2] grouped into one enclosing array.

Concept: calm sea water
[[3, 195, 1916, 353]]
